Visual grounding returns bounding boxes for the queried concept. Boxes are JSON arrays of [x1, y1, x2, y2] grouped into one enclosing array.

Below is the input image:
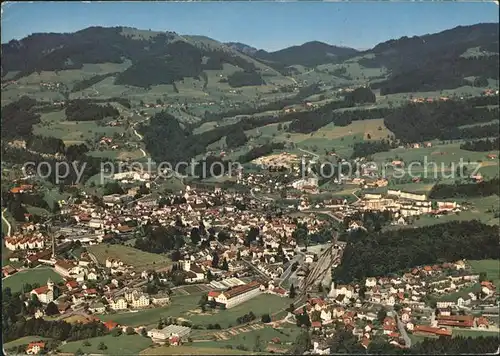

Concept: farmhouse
[[26, 341, 45, 355]]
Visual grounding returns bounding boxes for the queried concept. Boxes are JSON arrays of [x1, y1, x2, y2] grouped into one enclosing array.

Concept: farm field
[[469, 260, 500, 291], [3, 336, 53, 350], [2, 267, 64, 293], [60, 334, 153, 355], [33, 109, 126, 146], [192, 326, 301, 349], [140, 345, 260, 355], [87, 244, 172, 272], [371, 142, 500, 178]]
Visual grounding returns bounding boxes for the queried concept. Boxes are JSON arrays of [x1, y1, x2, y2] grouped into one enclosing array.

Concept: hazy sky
[[1, 1, 498, 51]]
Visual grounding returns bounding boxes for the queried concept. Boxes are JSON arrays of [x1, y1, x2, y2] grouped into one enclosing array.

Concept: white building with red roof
[[30, 278, 56, 304], [208, 280, 262, 309]]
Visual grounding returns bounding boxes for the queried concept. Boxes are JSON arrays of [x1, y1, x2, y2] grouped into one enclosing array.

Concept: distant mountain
[[2, 24, 498, 94], [362, 23, 499, 94], [1, 27, 277, 88], [225, 42, 259, 56], [253, 41, 359, 67]]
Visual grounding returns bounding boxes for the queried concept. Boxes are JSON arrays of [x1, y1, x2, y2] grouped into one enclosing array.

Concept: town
[[2, 162, 499, 354]]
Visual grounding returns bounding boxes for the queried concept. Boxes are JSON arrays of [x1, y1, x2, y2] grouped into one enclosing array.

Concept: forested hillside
[[334, 220, 499, 284]]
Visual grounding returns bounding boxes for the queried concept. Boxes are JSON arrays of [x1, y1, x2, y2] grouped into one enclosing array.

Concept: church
[[30, 278, 58, 304]]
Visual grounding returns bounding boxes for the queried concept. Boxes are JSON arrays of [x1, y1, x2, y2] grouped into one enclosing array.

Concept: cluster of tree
[[288, 111, 333, 134], [463, 76, 490, 88], [370, 335, 499, 355], [103, 181, 124, 195], [1, 96, 40, 139], [333, 220, 499, 284], [26, 135, 65, 155], [115, 42, 203, 88], [134, 224, 186, 254], [408, 335, 499, 355], [237, 142, 285, 163], [203, 50, 257, 72], [460, 137, 499, 151], [351, 139, 396, 158], [71, 72, 118, 92], [236, 311, 256, 325], [446, 123, 500, 141], [295, 307, 311, 327], [4, 313, 106, 343], [227, 70, 265, 87], [225, 126, 248, 149], [342, 210, 395, 234], [344, 87, 376, 105], [65, 100, 119, 121], [429, 178, 500, 199], [384, 98, 499, 143], [81, 97, 131, 109], [65, 143, 90, 161]]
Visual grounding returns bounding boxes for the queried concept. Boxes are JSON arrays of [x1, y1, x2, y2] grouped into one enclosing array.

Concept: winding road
[[298, 147, 319, 163], [2, 208, 12, 237]]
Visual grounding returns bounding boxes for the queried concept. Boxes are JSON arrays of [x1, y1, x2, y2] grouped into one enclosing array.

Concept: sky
[[1, 1, 499, 51]]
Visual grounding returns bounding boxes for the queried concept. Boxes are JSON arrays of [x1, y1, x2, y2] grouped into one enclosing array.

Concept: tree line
[[65, 99, 119, 121], [351, 139, 397, 158], [429, 178, 500, 199], [460, 137, 499, 151]]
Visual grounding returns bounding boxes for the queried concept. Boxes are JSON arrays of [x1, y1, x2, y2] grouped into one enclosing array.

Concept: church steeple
[[47, 278, 54, 290]]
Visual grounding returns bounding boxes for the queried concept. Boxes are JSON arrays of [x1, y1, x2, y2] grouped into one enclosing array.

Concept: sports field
[[87, 244, 172, 272]]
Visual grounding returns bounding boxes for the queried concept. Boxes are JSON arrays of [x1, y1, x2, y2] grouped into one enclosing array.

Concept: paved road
[[395, 313, 412, 348], [298, 147, 319, 163], [303, 209, 343, 223], [2, 208, 12, 236]]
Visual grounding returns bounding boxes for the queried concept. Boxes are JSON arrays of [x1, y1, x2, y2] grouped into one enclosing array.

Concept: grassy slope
[[60, 334, 153, 355], [3, 268, 64, 293]]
